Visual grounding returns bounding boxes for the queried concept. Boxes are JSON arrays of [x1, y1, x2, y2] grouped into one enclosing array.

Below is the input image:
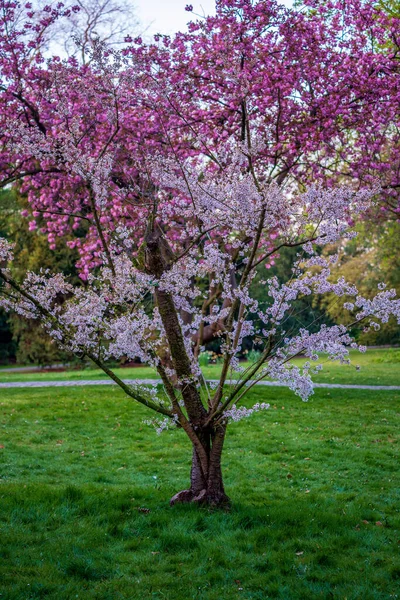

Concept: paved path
[[0, 378, 399, 391], [0, 364, 69, 373]]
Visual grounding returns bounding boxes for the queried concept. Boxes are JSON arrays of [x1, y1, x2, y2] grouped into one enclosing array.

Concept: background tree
[[0, 189, 14, 362], [0, 188, 80, 364], [7, 0, 140, 63], [316, 220, 400, 346], [44, 0, 141, 63]]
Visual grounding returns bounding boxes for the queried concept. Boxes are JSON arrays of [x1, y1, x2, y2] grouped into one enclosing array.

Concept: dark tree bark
[[170, 423, 230, 507], [144, 224, 230, 507]]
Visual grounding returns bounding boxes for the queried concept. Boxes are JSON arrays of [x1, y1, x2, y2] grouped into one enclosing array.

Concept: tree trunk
[[170, 424, 230, 507], [144, 225, 229, 508]]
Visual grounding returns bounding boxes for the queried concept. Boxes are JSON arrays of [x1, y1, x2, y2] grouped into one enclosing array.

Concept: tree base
[[170, 488, 230, 508]]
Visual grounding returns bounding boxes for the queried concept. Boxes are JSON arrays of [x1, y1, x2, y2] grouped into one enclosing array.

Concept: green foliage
[[0, 382, 399, 599], [247, 349, 262, 363], [0, 190, 16, 363], [316, 221, 400, 346], [198, 351, 211, 367], [0, 309, 15, 363], [0, 189, 80, 365], [9, 316, 74, 366], [249, 246, 335, 350]]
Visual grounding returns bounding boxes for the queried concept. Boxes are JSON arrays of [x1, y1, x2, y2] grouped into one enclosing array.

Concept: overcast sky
[[135, 0, 216, 37], [136, 0, 293, 39]]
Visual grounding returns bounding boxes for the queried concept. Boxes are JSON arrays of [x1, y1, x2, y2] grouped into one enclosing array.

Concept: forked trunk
[[144, 228, 229, 508], [170, 425, 230, 507]]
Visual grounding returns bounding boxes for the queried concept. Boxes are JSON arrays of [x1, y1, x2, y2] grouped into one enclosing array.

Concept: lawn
[[1, 348, 400, 386], [0, 383, 399, 599]]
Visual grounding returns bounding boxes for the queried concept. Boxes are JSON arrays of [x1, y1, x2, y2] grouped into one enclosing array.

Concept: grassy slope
[[0, 348, 399, 386], [0, 384, 399, 599]]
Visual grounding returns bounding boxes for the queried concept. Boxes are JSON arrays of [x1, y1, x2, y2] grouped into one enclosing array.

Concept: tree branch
[[0, 268, 172, 416]]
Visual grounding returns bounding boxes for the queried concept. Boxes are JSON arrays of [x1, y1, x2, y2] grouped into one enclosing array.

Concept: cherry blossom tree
[[1, 0, 400, 505]]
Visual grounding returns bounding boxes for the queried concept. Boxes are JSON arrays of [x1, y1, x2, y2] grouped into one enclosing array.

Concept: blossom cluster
[[1, 0, 399, 273], [223, 402, 270, 423], [0, 239, 13, 266]]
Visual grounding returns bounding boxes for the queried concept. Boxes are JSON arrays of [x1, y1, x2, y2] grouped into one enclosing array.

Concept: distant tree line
[[1, 188, 399, 365]]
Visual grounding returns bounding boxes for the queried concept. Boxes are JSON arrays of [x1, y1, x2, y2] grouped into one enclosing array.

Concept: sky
[[135, 0, 293, 39], [135, 0, 216, 37]]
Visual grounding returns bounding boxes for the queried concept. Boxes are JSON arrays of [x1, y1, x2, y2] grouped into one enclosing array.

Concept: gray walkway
[[0, 364, 69, 373], [0, 379, 399, 391]]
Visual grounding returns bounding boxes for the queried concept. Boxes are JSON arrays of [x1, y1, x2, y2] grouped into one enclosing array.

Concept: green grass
[[1, 348, 399, 386], [0, 384, 399, 599]]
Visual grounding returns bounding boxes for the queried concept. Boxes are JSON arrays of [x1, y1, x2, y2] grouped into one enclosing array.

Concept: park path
[[0, 379, 399, 391]]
